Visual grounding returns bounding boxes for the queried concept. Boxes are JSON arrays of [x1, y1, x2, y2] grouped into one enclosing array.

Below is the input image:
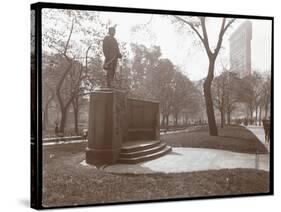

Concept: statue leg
[[106, 70, 111, 87], [106, 70, 110, 87], [111, 60, 118, 87], [107, 69, 114, 87], [105, 60, 117, 88]]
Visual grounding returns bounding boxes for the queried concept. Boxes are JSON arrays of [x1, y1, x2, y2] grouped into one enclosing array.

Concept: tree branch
[[213, 18, 226, 57], [174, 16, 204, 43], [214, 18, 235, 57], [223, 18, 236, 34], [85, 44, 92, 73], [200, 17, 212, 56], [56, 61, 73, 110], [63, 18, 75, 59]]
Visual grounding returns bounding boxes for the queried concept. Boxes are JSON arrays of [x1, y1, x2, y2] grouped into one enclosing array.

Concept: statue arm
[[116, 44, 122, 59], [102, 37, 110, 58]]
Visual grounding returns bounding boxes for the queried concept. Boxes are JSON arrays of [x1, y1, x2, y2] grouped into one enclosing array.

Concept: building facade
[[229, 21, 252, 78]]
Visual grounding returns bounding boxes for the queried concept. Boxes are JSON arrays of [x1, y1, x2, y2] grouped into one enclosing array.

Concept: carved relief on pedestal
[[114, 91, 128, 144]]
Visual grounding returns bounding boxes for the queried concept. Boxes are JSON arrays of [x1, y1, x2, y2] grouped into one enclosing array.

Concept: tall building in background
[[229, 21, 252, 78]]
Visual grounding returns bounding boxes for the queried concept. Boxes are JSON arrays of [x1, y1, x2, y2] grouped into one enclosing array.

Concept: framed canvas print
[[31, 2, 274, 209]]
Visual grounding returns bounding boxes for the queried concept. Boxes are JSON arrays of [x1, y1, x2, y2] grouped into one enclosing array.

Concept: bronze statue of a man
[[102, 26, 122, 87]]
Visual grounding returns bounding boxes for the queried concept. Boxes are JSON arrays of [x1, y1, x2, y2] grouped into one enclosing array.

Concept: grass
[[43, 142, 87, 165], [43, 148, 269, 206], [43, 154, 269, 207], [42, 125, 269, 207], [162, 125, 268, 154]]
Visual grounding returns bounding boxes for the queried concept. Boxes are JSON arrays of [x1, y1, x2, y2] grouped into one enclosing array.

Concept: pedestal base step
[[118, 140, 172, 164]]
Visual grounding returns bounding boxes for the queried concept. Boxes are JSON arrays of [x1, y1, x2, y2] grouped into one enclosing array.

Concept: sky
[[42, 9, 272, 81], [99, 11, 272, 81]]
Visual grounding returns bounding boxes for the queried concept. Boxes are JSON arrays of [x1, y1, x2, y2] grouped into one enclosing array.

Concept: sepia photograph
[[31, 3, 273, 209]]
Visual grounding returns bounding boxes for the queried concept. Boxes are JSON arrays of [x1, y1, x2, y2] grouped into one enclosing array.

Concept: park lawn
[[43, 142, 87, 165], [42, 144, 269, 207], [162, 125, 268, 154], [42, 125, 269, 207]]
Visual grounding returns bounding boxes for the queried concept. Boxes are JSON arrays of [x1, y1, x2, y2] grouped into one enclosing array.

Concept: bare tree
[[129, 44, 161, 98], [171, 70, 200, 126], [42, 54, 60, 134], [238, 71, 263, 123], [42, 9, 106, 134], [260, 75, 271, 120], [153, 59, 175, 127], [213, 70, 240, 127], [173, 16, 235, 136], [42, 81, 55, 131], [213, 73, 227, 128]]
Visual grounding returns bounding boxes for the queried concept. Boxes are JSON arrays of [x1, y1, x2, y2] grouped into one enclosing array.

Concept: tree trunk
[[258, 105, 262, 126], [203, 60, 218, 136], [59, 108, 67, 135], [55, 61, 73, 136], [249, 105, 253, 122], [255, 105, 258, 125], [220, 109, 225, 128], [43, 103, 49, 131], [161, 114, 165, 127], [74, 107, 79, 135], [227, 111, 231, 125], [264, 104, 268, 119], [174, 113, 178, 126], [43, 95, 54, 132], [72, 97, 79, 135], [166, 114, 169, 127]]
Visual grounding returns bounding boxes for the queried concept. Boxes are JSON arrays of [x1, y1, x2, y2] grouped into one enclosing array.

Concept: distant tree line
[[212, 70, 271, 128], [41, 10, 203, 136], [42, 9, 107, 136], [125, 44, 203, 128]]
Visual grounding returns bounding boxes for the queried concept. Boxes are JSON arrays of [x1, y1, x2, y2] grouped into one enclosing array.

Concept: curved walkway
[[103, 147, 269, 174], [246, 125, 270, 152]]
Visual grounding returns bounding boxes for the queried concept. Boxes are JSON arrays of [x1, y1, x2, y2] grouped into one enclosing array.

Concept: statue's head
[[108, 25, 116, 36]]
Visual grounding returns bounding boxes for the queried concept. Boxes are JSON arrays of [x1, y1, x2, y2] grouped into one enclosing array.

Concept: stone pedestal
[[86, 87, 127, 165]]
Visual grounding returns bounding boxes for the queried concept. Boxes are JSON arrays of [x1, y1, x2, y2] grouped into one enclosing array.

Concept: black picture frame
[[31, 2, 274, 209]]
